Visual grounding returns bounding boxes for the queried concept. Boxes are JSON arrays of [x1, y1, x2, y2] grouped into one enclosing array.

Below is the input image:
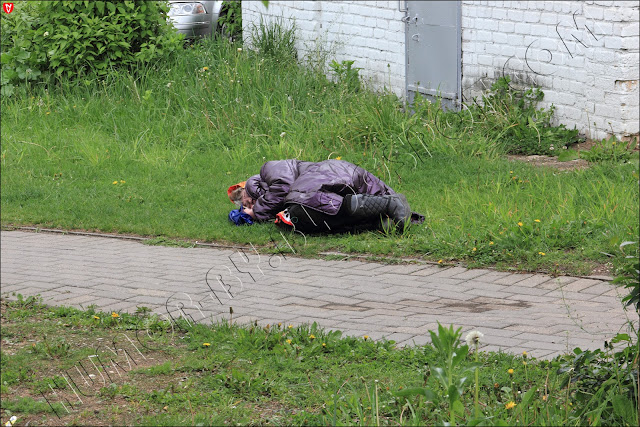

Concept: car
[[167, 1, 225, 39]]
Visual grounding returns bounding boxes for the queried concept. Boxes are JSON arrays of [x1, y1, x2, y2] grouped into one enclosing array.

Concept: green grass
[[1, 296, 637, 426], [1, 36, 638, 275]]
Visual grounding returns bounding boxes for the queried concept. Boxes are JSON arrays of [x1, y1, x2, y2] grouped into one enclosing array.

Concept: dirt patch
[[506, 154, 590, 171], [0, 299, 185, 426], [506, 138, 639, 171], [506, 140, 594, 171], [589, 262, 614, 279]]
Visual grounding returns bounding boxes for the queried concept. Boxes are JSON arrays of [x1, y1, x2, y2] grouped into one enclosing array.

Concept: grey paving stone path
[[1, 230, 636, 360]]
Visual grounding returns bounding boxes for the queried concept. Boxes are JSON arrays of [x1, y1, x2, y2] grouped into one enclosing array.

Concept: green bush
[[556, 332, 638, 426], [0, 1, 43, 96], [217, 0, 242, 41], [329, 59, 362, 93], [580, 136, 638, 164], [613, 241, 640, 313], [1, 0, 183, 96], [429, 76, 581, 156], [479, 77, 581, 156]]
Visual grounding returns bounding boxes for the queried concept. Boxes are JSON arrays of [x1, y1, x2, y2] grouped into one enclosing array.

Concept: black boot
[[345, 194, 412, 230]]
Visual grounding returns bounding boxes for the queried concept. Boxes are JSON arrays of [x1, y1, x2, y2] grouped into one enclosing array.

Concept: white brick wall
[[243, 1, 639, 140], [462, 0, 639, 140], [243, 1, 407, 95]]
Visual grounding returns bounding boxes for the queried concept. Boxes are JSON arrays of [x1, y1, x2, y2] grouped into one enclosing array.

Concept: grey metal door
[[405, 1, 461, 110]]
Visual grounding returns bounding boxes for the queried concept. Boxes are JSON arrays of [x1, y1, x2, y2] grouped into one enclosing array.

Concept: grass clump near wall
[[423, 76, 582, 156], [1, 19, 638, 275]]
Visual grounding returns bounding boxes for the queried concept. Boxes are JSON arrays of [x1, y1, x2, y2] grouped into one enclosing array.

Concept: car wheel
[[216, 10, 231, 40], [216, 2, 240, 41]]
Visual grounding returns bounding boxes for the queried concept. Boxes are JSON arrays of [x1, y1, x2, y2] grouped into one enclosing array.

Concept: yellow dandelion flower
[[46, 111, 51, 115], [120, 180, 125, 184], [322, 343, 326, 347], [336, 156, 342, 160], [542, 395, 548, 401], [505, 401, 516, 410], [523, 361, 527, 366], [288, 325, 293, 329], [534, 219, 541, 223], [111, 312, 119, 318], [202, 66, 209, 71], [517, 222, 523, 227], [508, 368, 514, 375], [522, 351, 528, 357], [472, 247, 477, 252], [364, 335, 369, 341], [309, 334, 316, 340], [93, 315, 100, 320], [286, 339, 292, 344], [202, 342, 211, 347], [278, 322, 282, 328], [489, 241, 494, 245], [509, 171, 513, 174], [438, 259, 444, 264], [112, 180, 118, 185], [538, 252, 546, 256]]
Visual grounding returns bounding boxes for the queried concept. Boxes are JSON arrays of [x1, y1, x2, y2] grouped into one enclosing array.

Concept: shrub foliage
[[1, 0, 183, 96]]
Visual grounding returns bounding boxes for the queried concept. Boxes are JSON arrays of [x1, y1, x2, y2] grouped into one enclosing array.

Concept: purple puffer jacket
[[245, 159, 396, 221]]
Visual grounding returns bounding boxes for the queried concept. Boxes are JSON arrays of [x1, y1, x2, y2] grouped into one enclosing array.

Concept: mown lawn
[[1, 38, 638, 275]]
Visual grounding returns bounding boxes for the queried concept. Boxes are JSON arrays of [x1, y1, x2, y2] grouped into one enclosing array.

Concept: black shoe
[[345, 194, 412, 230], [346, 194, 389, 218], [386, 193, 411, 229]]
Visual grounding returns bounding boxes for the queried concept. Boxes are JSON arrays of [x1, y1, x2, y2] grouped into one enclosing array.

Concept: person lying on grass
[[227, 159, 423, 233]]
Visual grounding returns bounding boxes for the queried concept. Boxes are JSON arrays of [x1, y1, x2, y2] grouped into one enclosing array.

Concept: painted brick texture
[[243, 1, 639, 140], [461, 1, 639, 140], [243, 1, 406, 95]]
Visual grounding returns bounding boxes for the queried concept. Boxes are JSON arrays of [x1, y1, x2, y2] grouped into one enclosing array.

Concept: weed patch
[[421, 76, 581, 157], [1, 297, 636, 426]]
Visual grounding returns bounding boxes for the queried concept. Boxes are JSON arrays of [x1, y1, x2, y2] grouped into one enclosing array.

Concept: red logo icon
[[3, 3, 14, 13]]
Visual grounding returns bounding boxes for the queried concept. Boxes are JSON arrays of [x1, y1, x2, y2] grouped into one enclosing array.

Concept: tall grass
[[1, 28, 638, 274]]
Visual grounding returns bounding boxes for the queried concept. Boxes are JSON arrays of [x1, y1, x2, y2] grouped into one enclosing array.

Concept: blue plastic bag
[[228, 208, 254, 226]]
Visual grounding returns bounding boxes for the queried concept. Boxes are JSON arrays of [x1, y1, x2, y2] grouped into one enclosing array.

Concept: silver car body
[[167, 1, 224, 38]]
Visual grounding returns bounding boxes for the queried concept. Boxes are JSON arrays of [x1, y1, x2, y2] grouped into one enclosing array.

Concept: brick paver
[[1, 230, 636, 359]]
